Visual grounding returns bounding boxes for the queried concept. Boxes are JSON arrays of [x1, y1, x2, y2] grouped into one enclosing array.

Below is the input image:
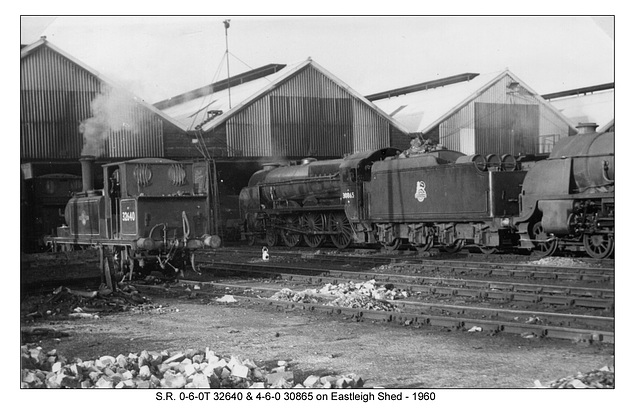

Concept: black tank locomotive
[[46, 157, 221, 288]]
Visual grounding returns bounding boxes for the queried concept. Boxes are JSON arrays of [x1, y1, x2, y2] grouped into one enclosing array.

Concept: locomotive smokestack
[[576, 122, 598, 134], [79, 155, 96, 192]]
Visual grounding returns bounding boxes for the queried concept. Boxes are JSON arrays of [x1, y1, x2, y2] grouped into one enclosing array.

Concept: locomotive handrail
[[551, 152, 615, 160], [258, 173, 340, 187]]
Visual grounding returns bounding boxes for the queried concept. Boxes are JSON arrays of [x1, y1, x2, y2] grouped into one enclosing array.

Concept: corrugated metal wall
[[352, 99, 390, 153], [438, 74, 571, 155], [21, 46, 164, 160], [227, 97, 271, 156], [104, 102, 164, 158], [270, 95, 353, 157], [21, 47, 98, 159], [475, 103, 539, 156], [225, 65, 396, 157]]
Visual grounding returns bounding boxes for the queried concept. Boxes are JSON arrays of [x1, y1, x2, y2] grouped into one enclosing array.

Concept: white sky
[[20, 15, 614, 104]]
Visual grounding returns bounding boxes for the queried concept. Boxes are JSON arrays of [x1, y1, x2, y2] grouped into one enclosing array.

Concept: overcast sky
[[20, 16, 614, 104]]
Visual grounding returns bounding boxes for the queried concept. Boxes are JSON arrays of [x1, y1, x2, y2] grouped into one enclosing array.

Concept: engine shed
[[368, 70, 578, 157]]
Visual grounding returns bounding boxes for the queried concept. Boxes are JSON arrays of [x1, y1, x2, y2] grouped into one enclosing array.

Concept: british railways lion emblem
[[414, 181, 427, 202]]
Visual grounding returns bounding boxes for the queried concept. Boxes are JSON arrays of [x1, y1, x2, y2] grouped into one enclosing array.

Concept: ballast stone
[[21, 345, 367, 389]]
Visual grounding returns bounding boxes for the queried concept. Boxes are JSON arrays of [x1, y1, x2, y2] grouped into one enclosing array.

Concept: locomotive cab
[[339, 148, 401, 243], [340, 148, 401, 220], [102, 159, 213, 248]]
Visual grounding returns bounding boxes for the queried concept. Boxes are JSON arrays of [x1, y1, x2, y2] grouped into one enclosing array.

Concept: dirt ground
[[20, 289, 613, 389]]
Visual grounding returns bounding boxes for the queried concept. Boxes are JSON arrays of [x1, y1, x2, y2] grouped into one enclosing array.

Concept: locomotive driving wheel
[[280, 215, 301, 247], [328, 212, 353, 249], [302, 213, 326, 248], [532, 221, 558, 257], [583, 233, 614, 259], [443, 239, 464, 253]]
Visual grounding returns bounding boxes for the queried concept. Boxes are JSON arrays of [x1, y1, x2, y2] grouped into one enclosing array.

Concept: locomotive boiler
[[46, 156, 220, 288], [515, 127, 614, 258]]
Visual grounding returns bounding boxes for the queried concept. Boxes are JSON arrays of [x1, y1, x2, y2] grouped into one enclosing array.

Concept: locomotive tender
[[46, 156, 220, 288], [239, 129, 614, 259]]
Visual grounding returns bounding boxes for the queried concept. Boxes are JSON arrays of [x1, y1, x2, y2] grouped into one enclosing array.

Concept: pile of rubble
[[20, 346, 365, 389], [534, 364, 614, 388], [23, 284, 148, 321], [270, 288, 325, 303], [327, 294, 396, 311], [524, 257, 591, 267], [270, 280, 409, 311]]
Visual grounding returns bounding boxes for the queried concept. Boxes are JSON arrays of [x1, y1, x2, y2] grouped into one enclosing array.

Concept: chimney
[[576, 122, 598, 134], [79, 156, 96, 192]]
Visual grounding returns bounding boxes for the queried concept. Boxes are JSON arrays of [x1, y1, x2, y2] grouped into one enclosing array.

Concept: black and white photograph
[[16, 9, 625, 407]]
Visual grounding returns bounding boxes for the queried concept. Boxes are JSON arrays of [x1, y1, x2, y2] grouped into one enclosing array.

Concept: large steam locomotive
[[515, 131, 614, 258], [45, 156, 220, 288], [239, 145, 526, 254], [239, 130, 615, 259]]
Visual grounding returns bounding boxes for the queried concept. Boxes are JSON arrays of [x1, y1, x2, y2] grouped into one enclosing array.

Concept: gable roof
[[21, 37, 188, 132], [157, 58, 411, 134], [372, 69, 576, 134]]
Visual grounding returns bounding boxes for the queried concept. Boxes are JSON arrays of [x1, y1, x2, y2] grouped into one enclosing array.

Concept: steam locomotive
[[239, 130, 614, 259], [45, 156, 221, 288], [515, 130, 614, 258]]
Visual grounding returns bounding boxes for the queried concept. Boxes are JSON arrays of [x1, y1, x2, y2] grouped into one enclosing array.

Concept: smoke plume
[[79, 86, 142, 157]]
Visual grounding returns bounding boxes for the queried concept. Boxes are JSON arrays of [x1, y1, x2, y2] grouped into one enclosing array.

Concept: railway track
[[137, 273, 614, 344], [198, 261, 614, 310], [204, 247, 612, 339], [148, 246, 616, 343], [199, 247, 615, 284], [22, 245, 614, 344]]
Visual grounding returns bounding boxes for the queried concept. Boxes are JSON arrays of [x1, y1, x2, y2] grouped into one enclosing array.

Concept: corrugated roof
[[159, 61, 307, 131], [21, 38, 188, 132], [159, 58, 411, 134], [547, 89, 614, 132], [372, 69, 575, 134]]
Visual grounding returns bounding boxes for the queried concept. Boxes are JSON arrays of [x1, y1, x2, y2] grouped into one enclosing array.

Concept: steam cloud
[[79, 86, 144, 157]]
